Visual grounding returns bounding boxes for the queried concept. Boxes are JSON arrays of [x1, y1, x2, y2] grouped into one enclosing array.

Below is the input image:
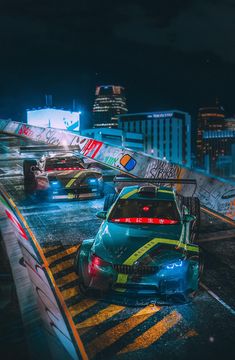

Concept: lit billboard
[[27, 108, 80, 132]]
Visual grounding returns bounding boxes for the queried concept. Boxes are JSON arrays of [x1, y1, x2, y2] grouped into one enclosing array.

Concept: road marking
[[201, 207, 235, 227], [118, 310, 182, 354], [61, 286, 80, 300], [69, 299, 98, 318], [50, 259, 74, 274], [76, 304, 125, 333], [87, 305, 161, 358], [43, 245, 62, 255], [46, 245, 79, 265], [56, 272, 78, 287], [200, 282, 235, 316]]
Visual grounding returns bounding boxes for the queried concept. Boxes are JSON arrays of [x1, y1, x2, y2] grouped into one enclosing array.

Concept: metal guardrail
[[0, 118, 235, 220]]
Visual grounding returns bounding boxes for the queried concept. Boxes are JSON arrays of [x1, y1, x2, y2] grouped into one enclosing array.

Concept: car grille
[[113, 264, 157, 275]]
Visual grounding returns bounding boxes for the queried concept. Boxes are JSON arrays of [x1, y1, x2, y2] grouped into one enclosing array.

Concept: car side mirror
[[96, 211, 107, 220], [183, 214, 196, 223]]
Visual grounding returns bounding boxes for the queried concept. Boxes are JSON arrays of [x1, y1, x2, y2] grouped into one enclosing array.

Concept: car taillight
[[110, 218, 178, 225], [88, 254, 110, 275]]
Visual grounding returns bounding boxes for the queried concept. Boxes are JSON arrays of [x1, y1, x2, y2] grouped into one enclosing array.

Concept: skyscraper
[[196, 104, 225, 167], [118, 110, 191, 167], [92, 85, 128, 128]]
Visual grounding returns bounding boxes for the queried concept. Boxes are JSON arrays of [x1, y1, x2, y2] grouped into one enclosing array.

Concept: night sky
[[0, 0, 234, 125]]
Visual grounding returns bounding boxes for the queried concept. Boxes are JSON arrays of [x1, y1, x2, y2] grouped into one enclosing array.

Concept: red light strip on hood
[[46, 167, 84, 172], [110, 217, 178, 225]]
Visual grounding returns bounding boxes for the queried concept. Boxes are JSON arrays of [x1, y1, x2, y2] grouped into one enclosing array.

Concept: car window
[[108, 199, 180, 224], [45, 157, 85, 171]]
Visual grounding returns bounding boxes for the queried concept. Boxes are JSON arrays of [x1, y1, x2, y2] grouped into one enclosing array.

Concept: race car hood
[[92, 222, 184, 265], [47, 169, 102, 188]]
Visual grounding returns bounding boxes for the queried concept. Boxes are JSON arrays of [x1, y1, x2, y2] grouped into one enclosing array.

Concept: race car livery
[[23, 154, 104, 200], [74, 183, 202, 303]]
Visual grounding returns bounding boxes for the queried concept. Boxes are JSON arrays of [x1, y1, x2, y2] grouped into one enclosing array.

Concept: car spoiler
[[113, 176, 197, 196]]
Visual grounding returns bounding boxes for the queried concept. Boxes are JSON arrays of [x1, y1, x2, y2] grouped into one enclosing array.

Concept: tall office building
[[196, 105, 225, 167], [92, 85, 128, 128], [118, 110, 191, 167]]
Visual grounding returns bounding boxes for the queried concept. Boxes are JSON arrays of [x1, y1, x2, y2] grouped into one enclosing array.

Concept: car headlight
[[88, 178, 97, 185], [163, 259, 184, 270]]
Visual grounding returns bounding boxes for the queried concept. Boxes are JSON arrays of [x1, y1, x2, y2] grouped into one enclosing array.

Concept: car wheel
[[188, 250, 204, 298], [103, 193, 118, 211], [74, 246, 90, 295]]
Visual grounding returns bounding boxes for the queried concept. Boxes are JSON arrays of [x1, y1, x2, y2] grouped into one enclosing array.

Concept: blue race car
[[74, 179, 203, 303]]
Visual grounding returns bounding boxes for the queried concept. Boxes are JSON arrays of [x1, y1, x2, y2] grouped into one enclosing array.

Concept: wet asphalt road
[[0, 134, 235, 360]]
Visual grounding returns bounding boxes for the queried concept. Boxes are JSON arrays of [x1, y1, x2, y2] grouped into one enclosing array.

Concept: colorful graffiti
[[0, 119, 235, 221]]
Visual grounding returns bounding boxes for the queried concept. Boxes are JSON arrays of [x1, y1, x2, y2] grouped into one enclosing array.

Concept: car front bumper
[[83, 259, 199, 301]]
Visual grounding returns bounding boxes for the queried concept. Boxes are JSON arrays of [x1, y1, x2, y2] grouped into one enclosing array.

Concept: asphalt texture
[[0, 134, 235, 360]]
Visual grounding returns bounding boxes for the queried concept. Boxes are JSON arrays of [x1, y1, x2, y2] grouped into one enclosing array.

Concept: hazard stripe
[[69, 299, 98, 318], [76, 304, 125, 333], [87, 305, 161, 358], [46, 245, 79, 266], [65, 171, 83, 188], [118, 310, 182, 354]]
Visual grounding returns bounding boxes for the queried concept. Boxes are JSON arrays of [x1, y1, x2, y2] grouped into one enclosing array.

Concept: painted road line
[[118, 310, 182, 355], [50, 259, 74, 275], [61, 286, 80, 301], [87, 305, 161, 359], [76, 304, 125, 333], [181, 329, 198, 339], [200, 282, 235, 316], [43, 245, 63, 256], [69, 299, 98, 318], [56, 272, 78, 288], [46, 245, 79, 266], [201, 207, 235, 227]]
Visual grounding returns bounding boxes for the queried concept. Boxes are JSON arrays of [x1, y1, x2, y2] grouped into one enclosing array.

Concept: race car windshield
[[45, 157, 85, 171], [109, 199, 180, 224]]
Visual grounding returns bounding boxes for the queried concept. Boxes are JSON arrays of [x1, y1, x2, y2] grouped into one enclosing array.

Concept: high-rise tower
[[196, 104, 225, 168], [92, 85, 128, 128]]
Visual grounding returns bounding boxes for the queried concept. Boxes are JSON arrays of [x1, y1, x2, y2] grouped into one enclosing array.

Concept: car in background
[[74, 179, 202, 303], [23, 153, 104, 200]]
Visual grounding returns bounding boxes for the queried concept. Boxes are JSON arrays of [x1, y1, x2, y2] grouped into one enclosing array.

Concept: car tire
[[23, 159, 37, 194], [103, 193, 118, 211], [182, 196, 200, 243], [74, 246, 90, 295]]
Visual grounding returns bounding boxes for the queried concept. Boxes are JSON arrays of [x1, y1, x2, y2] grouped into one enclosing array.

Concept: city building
[[118, 110, 191, 167], [27, 108, 80, 132], [196, 105, 225, 167], [92, 85, 128, 128], [203, 130, 235, 178], [81, 127, 144, 152], [225, 117, 235, 130]]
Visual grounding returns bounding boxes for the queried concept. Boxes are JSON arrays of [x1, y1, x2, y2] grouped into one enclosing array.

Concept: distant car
[[74, 180, 203, 303], [23, 153, 104, 200]]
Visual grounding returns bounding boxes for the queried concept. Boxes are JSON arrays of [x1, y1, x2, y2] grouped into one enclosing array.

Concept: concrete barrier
[[0, 119, 234, 220], [0, 187, 88, 360]]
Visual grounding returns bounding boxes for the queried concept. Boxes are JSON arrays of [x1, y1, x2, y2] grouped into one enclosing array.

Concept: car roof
[[119, 185, 175, 201]]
